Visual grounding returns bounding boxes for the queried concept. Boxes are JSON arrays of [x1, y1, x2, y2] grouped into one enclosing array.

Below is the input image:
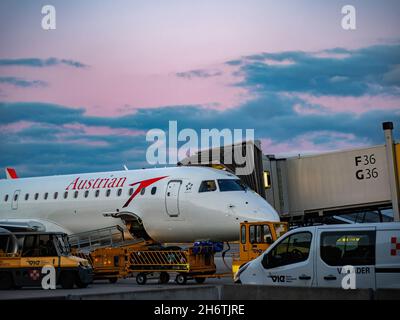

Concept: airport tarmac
[[0, 257, 234, 300]]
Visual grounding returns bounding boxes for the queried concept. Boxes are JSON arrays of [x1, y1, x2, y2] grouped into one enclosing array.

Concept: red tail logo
[[122, 176, 168, 208], [6, 168, 18, 179]]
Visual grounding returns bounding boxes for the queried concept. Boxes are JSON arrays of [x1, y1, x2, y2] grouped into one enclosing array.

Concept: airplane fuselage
[[0, 167, 280, 243]]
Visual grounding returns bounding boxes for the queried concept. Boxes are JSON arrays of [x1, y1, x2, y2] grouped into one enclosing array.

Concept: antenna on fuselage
[[123, 165, 129, 171]]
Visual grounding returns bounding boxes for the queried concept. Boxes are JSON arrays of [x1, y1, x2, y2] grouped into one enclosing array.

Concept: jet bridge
[[180, 122, 400, 224], [263, 122, 400, 223]]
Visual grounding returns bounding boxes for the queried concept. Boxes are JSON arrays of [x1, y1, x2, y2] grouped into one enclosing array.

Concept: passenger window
[[4, 194, 9, 202], [34, 193, 39, 200], [38, 235, 57, 257], [74, 191, 78, 199], [274, 223, 287, 238], [22, 235, 57, 257], [241, 225, 246, 244], [64, 192, 68, 199], [106, 189, 111, 197], [256, 225, 262, 243], [151, 187, 157, 195], [320, 231, 375, 266], [140, 188, 146, 195], [22, 235, 38, 257], [25, 193, 29, 201], [249, 225, 273, 244], [14, 194, 18, 201], [249, 225, 256, 244], [84, 190, 89, 198], [54, 192, 58, 200], [117, 188, 122, 196], [263, 225, 272, 244], [129, 188, 134, 196], [199, 180, 217, 193], [95, 190, 100, 197], [264, 232, 312, 269], [44, 192, 48, 200]]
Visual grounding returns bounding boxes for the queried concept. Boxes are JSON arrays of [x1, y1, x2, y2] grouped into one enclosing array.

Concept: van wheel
[[75, 276, 89, 288], [0, 272, 13, 290], [159, 272, 170, 284], [136, 273, 147, 285], [175, 273, 187, 285], [109, 277, 118, 284], [195, 277, 206, 284], [60, 271, 75, 289]]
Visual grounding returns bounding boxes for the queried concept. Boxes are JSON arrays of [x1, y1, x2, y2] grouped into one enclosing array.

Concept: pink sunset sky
[[0, 0, 399, 176], [0, 0, 399, 114]]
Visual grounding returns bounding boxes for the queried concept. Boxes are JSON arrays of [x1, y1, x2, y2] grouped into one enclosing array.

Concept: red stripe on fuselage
[[122, 176, 168, 208]]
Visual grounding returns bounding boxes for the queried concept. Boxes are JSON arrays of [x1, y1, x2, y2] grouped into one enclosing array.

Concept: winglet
[[5, 168, 18, 179]]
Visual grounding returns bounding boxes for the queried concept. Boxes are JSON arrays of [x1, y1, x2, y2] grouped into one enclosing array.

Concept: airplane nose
[[235, 194, 280, 222], [240, 208, 280, 222]]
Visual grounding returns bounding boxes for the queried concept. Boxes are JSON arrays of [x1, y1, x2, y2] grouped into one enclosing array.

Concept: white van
[[235, 223, 400, 289]]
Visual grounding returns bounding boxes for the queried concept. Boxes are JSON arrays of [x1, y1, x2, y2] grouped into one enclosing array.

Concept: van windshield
[[217, 179, 247, 192]]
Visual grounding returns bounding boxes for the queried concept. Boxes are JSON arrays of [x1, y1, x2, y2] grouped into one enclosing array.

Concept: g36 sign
[[355, 154, 379, 180]]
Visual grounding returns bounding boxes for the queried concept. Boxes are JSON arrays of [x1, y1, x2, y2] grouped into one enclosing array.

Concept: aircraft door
[[12, 190, 20, 210], [165, 180, 182, 217]]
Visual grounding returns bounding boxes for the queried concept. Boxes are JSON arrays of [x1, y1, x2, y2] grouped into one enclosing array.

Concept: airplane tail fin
[[5, 167, 18, 179]]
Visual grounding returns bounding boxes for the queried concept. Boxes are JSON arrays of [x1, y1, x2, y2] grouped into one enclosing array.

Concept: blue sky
[[0, 1, 399, 177]]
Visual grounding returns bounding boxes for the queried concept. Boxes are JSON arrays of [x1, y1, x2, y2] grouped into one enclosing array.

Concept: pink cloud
[[260, 131, 369, 157], [263, 58, 295, 66], [0, 120, 35, 133], [61, 138, 109, 147], [311, 52, 351, 60], [1, 62, 249, 116], [294, 93, 400, 115], [62, 123, 146, 136]]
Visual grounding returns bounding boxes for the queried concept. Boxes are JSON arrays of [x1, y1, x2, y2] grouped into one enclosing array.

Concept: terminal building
[[179, 122, 400, 225]]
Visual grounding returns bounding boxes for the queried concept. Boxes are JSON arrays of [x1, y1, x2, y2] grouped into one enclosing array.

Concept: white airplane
[[0, 166, 280, 243]]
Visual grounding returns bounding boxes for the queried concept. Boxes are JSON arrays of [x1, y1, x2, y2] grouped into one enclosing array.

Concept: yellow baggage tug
[[70, 222, 287, 284], [231, 221, 288, 274], [0, 228, 92, 289], [70, 226, 220, 285]]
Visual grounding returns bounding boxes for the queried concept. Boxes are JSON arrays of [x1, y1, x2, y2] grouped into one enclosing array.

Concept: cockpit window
[[199, 180, 217, 193], [217, 179, 247, 192]]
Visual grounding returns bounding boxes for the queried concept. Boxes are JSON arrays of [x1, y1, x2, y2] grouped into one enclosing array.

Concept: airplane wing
[[0, 219, 71, 233], [0, 220, 45, 232]]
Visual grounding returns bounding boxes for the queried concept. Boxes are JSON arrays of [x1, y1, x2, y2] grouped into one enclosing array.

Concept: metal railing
[[68, 225, 126, 251], [128, 250, 190, 271]]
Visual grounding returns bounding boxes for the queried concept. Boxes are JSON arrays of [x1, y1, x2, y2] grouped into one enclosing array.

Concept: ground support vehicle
[[236, 222, 400, 289], [69, 226, 229, 285], [0, 228, 92, 289], [231, 221, 288, 274]]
